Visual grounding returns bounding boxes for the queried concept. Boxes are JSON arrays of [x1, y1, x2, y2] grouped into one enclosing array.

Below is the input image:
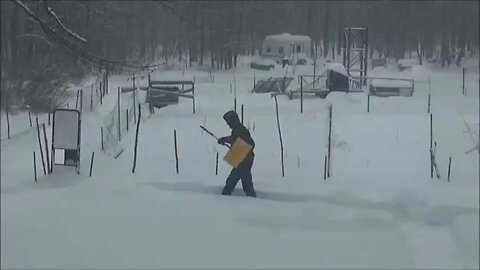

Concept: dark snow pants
[[222, 154, 256, 197]]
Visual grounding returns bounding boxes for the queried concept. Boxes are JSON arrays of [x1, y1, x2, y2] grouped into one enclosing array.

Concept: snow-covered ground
[[1, 56, 479, 269]]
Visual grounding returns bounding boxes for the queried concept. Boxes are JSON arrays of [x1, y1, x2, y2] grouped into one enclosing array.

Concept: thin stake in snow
[[100, 127, 104, 151], [300, 77, 303, 113], [234, 97, 237, 113], [132, 104, 141, 173], [431, 141, 441, 179], [192, 83, 196, 114], [367, 94, 370, 113], [126, 109, 129, 131], [327, 104, 333, 178], [447, 157, 452, 182], [48, 112, 51, 126], [99, 82, 103, 105], [253, 74, 256, 89], [230, 83, 232, 94], [462, 68, 465, 96], [89, 152, 95, 177], [215, 152, 219, 175], [274, 96, 285, 177], [324, 154, 327, 180], [80, 89, 83, 113], [28, 112, 32, 127], [33, 152, 37, 183], [241, 104, 244, 124], [174, 129, 179, 174], [117, 86, 121, 141], [36, 117, 46, 175], [6, 109, 10, 139], [427, 94, 431, 114], [42, 124, 50, 174]]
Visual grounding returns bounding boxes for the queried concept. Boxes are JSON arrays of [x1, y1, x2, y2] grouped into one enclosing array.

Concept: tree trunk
[[323, 2, 330, 57]]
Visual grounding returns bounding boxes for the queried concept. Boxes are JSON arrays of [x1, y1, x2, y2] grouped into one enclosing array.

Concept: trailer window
[[279, 46, 284, 54], [297, 45, 301, 53], [266, 46, 271, 53]]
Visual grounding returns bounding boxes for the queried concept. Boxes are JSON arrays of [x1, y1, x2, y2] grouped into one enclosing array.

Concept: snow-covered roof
[[264, 33, 311, 43], [326, 63, 349, 77], [371, 79, 413, 88]]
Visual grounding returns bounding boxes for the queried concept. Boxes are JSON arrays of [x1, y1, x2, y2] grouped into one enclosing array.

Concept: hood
[[223, 110, 241, 128]]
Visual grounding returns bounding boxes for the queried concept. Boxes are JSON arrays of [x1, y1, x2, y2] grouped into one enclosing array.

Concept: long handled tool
[[200, 125, 231, 148]]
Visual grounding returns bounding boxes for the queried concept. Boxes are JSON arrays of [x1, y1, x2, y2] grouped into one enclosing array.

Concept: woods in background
[[1, 0, 479, 111]]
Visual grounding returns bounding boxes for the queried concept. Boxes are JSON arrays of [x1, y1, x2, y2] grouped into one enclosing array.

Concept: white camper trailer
[[261, 33, 312, 64]]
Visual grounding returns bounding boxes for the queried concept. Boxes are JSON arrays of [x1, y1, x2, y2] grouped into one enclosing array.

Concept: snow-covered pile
[[398, 58, 419, 70], [251, 57, 278, 67], [291, 53, 314, 65], [326, 62, 348, 76]]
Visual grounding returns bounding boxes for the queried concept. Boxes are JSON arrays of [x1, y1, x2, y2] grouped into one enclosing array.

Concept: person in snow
[[217, 110, 256, 197]]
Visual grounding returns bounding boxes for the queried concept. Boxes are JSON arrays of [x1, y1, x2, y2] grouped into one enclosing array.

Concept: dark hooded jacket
[[220, 111, 255, 162]]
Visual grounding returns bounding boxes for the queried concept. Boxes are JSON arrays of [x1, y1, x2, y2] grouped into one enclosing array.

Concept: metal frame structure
[[342, 26, 369, 84], [51, 109, 82, 174]]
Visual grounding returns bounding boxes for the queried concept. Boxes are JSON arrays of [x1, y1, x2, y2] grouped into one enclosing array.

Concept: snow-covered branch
[[43, 0, 87, 43]]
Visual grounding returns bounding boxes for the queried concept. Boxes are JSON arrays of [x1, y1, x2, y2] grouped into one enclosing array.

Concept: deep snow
[[1, 56, 479, 269]]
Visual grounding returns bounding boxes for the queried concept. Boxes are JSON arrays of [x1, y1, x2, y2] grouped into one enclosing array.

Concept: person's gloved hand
[[217, 137, 226, 145]]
